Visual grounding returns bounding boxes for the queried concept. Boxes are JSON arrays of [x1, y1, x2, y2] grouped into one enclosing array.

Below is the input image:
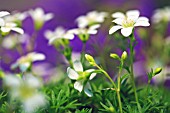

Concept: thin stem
[[81, 42, 86, 64], [95, 64, 122, 113], [129, 36, 142, 113]]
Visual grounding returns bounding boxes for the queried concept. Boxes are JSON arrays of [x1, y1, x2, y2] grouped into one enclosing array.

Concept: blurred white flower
[[76, 11, 108, 28], [1, 22, 24, 34], [69, 24, 100, 42], [29, 7, 54, 30], [45, 26, 74, 45], [67, 60, 96, 97], [109, 10, 150, 37], [0, 11, 10, 26], [152, 7, 170, 23], [3, 75, 46, 113], [11, 52, 46, 72], [2, 34, 28, 49]]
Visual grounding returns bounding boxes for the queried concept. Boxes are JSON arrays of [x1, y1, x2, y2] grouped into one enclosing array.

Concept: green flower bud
[[153, 67, 162, 76], [109, 107, 115, 113], [0, 70, 5, 78], [110, 53, 120, 60], [85, 54, 95, 65], [121, 51, 127, 60]]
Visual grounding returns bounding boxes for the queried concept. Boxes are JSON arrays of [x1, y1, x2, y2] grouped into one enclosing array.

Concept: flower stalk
[[129, 34, 142, 113]]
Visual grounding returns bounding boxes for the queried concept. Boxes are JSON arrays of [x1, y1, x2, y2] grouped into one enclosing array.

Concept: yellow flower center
[[122, 18, 135, 28]]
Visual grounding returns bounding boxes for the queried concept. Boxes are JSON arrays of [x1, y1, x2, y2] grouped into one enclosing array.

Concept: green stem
[[129, 36, 142, 113], [95, 64, 122, 113], [81, 42, 86, 64]]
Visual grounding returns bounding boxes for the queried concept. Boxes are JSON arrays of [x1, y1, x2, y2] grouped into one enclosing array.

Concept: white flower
[[29, 7, 54, 30], [152, 7, 170, 23], [11, 52, 46, 72], [3, 75, 46, 113], [1, 22, 24, 34], [67, 60, 97, 97], [0, 11, 10, 26], [45, 26, 74, 45], [68, 24, 100, 42], [2, 34, 28, 49], [76, 11, 108, 28], [4, 11, 28, 23], [109, 10, 150, 37]]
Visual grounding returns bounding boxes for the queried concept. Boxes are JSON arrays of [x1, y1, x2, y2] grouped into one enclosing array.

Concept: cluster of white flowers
[[109, 10, 150, 37], [67, 60, 96, 97], [3, 74, 46, 113], [11, 52, 46, 72], [152, 7, 170, 24]]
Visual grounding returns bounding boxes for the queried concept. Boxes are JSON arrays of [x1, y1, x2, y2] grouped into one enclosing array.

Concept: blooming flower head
[[4, 11, 28, 26], [29, 7, 54, 30], [1, 22, 24, 35], [69, 24, 100, 42], [11, 52, 46, 72], [76, 11, 108, 28], [45, 26, 74, 45], [152, 7, 170, 24], [67, 60, 97, 97], [2, 34, 27, 49], [3, 74, 46, 113], [109, 10, 150, 37], [0, 11, 10, 26]]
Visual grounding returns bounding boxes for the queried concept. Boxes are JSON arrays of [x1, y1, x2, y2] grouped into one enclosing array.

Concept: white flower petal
[[31, 53, 46, 61], [112, 12, 125, 18], [134, 20, 150, 27], [11, 27, 24, 34], [25, 75, 41, 88], [121, 27, 133, 37], [89, 24, 101, 30], [126, 10, 140, 21], [0, 18, 5, 26], [87, 29, 97, 34], [109, 25, 122, 34], [1, 27, 11, 33], [73, 60, 83, 72], [85, 69, 96, 80], [19, 63, 30, 72], [74, 81, 83, 92], [3, 75, 21, 87], [44, 13, 54, 21], [112, 18, 124, 25], [137, 17, 149, 22], [63, 33, 74, 40], [0, 11, 10, 17], [84, 82, 93, 97], [67, 67, 79, 80]]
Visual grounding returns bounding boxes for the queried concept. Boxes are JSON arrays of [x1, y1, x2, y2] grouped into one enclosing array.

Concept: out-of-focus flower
[[67, 60, 96, 97], [45, 26, 74, 45], [11, 52, 46, 72], [2, 34, 28, 49], [76, 11, 108, 28], [29, 7, 54, 30], [109, 10, 150, 37], [152, 7, 170, 24], [4, 11, 28, 26], [1, 22, 24, 35], [69, 24, 100, 42], [3, 74, 46, 113], [0, 11, 10, 26]]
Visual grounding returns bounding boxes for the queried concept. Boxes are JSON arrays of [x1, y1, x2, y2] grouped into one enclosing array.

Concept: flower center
[[122, 18, 135, 28]]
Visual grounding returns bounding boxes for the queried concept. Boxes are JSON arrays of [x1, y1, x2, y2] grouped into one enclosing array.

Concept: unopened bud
[[121, 51, 127, 60], [154, 67, 162, 75], [110, 53, 120, 60], [85, 54, 95, 65]]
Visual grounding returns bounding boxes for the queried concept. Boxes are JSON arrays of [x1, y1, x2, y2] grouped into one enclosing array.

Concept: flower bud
[[153, 67, 162, 76], [121, 51, 127, 60], [110, 53, 120, 60], [85, 54, 95, 65]]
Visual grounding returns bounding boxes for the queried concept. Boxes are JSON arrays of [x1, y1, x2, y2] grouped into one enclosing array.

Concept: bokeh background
[[0, 0, 170, 85]]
